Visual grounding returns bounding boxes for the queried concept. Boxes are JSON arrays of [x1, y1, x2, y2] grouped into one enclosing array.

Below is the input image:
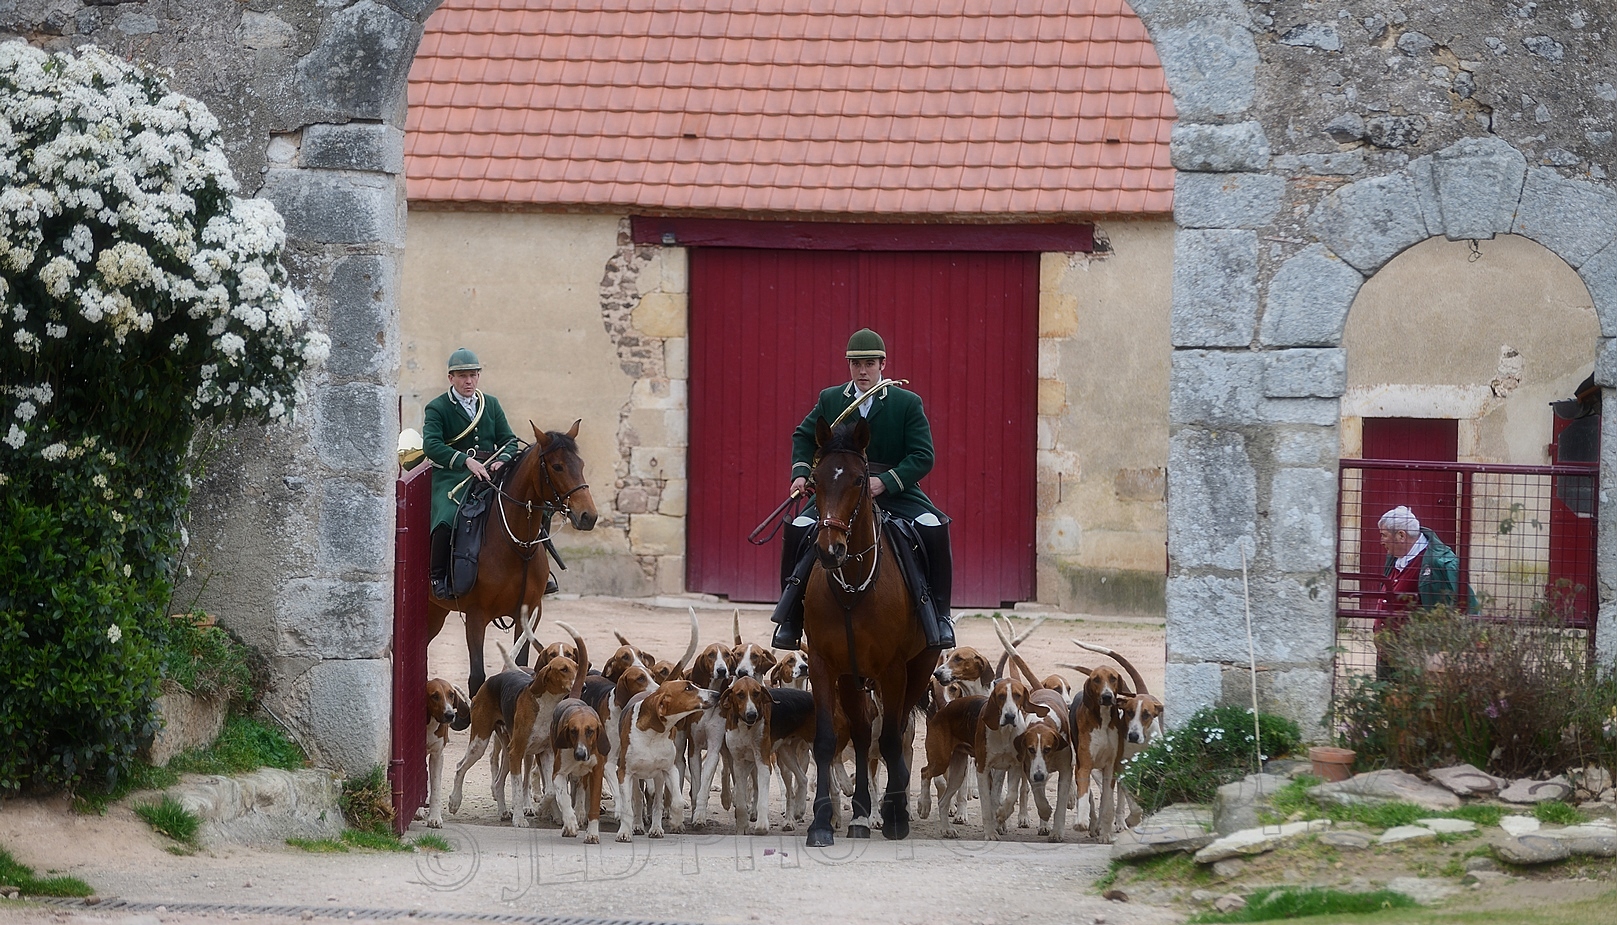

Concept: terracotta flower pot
[[1309, 746, 1356, 783]]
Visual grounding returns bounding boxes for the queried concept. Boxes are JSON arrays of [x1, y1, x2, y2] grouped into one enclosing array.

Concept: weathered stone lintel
[[300, 123, 407, 174], [260, 168, 403, 248]]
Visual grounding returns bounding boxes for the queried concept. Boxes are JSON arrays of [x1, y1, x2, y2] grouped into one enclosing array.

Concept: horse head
[[530, 419, 599, 531], [811, 416, 872, 569]]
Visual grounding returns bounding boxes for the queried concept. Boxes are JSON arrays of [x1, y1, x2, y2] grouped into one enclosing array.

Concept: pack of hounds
[[422, 610, 1164, 846]]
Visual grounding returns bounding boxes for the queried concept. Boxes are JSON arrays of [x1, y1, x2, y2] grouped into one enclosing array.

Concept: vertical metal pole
[[1459, 470, 1474, 614]]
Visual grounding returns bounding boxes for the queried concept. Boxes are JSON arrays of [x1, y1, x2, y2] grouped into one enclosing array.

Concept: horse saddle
[[446, 479, 498, 599], [880, 514, 946, 643]]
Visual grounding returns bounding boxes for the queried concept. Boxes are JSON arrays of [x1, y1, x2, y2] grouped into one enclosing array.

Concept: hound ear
[[595, 725, 610, 757], [450, 687, 473, 731], [1030, 701, 1052, 718], [815, 416, 831, 447], [853, 417, 871, 450], [567, 418, 581, 439]]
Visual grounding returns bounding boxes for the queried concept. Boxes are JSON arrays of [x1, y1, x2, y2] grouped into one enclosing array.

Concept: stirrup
[[545, 574, 560, 596], [935, 613, 956, 649], [431, 574, 453, 600]]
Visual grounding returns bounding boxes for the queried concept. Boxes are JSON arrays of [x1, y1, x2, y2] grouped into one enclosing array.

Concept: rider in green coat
[[423, 348, 541, 599], [771, 328, 955, 649]]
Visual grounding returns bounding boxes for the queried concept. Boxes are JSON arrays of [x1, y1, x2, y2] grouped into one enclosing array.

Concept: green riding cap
[[845, 328, 886, 359], [447, 347, 482, 372]]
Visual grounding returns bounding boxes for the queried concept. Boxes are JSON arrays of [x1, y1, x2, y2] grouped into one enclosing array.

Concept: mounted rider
[[423, 348, 557, 599], [770, 328, 955, 650]]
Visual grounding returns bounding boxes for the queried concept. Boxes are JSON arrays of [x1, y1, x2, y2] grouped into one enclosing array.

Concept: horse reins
[[488, 440, 589, 629], [816, 449, 881, 595]]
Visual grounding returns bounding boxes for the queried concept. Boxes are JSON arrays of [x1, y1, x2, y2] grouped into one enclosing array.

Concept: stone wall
[[1134, 0, 1617, 733], [1, 0, 438, 771]]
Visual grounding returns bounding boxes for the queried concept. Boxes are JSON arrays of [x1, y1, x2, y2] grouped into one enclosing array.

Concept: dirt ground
[[0, 596, 1173, 925]]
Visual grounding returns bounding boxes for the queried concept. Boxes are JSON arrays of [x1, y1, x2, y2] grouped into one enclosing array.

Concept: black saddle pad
[[447, 480, 497, 598]]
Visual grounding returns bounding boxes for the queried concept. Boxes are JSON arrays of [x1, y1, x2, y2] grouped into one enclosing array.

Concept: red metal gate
[[686, 248, 1039, 607], [390, 464, 432, 835]]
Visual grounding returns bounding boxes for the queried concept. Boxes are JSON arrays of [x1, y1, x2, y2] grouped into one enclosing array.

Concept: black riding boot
[[916, 522, 955, 649], [771, 521, 815, 649], [430, 526, 453, 600]]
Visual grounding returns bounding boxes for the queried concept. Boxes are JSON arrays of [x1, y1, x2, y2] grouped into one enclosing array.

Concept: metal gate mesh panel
[[1335, 459, 1597, 685]]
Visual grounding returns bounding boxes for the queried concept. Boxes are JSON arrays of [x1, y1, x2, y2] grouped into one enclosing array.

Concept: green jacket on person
[[791, 381, 945, 522], [1382, 527, 1478, 612], [423, 389, 519, 530]]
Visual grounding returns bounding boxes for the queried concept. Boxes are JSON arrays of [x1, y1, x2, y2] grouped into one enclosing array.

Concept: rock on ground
[[1307, 769, 1460, 811], [1213, 773, 1291, 835], [1111, 824, 1216, 861], [1194, 820, 1332, 863], [1428, 764, 1506, 796], [1499, 776, 1573, 804], [1494, 834, 1572, 865]]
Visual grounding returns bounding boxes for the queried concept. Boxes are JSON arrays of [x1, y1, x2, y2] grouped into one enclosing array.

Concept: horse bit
[[491, 442, 588, 554], [817, 449, 881, 595]]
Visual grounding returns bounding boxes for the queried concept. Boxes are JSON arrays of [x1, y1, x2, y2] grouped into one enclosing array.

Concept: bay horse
[[802, 417, 940, 847], [428, 420, 598, 695]]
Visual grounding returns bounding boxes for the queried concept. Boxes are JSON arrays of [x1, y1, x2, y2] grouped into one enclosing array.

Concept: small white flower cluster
[[0, 42, 325, 454]]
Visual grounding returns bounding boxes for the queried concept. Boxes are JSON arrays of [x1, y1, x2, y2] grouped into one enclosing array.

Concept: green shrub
[[157, 614, 258, 709], [134, 794, 200, 845], [1188, 887, 1416, 923], [339, 765, 394, 834], [0, 846, 94, 897], [1121, 705, 1303, 814], [1333, 604, 1617, 777], [0, 45, 324, 798], [167, 715, 305, 776]]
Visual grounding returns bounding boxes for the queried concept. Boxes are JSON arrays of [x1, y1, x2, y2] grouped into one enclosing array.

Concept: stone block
[[656, 555, 686, 594], [1040, 252, 1074, 291], [1259, 245, 1365, 347], [1037, 378, 1067, 415], [1598, 600, 1617, 670], [1512, 167, 1617, 267], [1166, 428, 1255, 570], [300, 123, 407, 174], [1036, 516, 1081, 555], [1227, 666, 1332, 738], [1273, 152, 1364, 176], [318, 479, 390, 573], [1268, 468, 1338, 573], [1174, 172, 1285, 229], [146, 690, 229, 767], [1577, 245, 1617, 338], [1262, 348, 1347, 398], [1167, 575, 1334, 664], [278, 659, 391, 774], [1410, 136, 1528, 241], [297, 1, 419, 121], [117, 12, 160, 34], [1214, 774, 1292, 835], [1040, 291, 1079, 337], [168, 768, 344, 847], [1169, 350, 1263, 425], [1163, 661, 1222, 729], [1115, 467, 1166, 502], [659, 479, 688, 517], [659, 247, 688, 293], [1168, 122, 1271, 172], [323, 255, 397, 378], [1272, 426, 1340, 467], [629, 513, 685, 556], [1152, 20, 1258, 120], [1172, 230, 1259, 346], [633, 291, 687, 337], [1309, 173, 1431, 273], [260, 169, 402, 247], [626, 408, 672, 447], [629, 377, 686, 411], [1256, 397, 1339, 426], [630, 446, 686, 480], [239, 11, 295, 50], [314, 383, 394, 470], [275, 578, 390, 659], [664, 337, 688, 379]]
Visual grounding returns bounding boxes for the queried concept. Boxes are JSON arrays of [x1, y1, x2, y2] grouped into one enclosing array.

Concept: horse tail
[[1074, 639, 1148, 696], [555, 621, 588, 700]]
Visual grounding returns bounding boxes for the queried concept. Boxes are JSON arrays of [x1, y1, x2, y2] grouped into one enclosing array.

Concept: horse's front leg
[[839, 678, 873, 839], [876, 677, 912, 840], [464, 613, 488, 696], [805, 662, 838, 848]]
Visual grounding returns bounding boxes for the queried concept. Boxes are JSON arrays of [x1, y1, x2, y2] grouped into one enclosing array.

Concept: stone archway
[[1126, 0, 1617, 733]]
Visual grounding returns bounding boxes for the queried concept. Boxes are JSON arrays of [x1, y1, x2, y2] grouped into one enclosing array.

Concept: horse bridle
[[815, 448, 881, 594], [492, 441, 589, 553]]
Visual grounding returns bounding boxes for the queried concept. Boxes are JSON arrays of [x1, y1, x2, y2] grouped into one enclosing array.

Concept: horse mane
[[819, 419, 868, 458]]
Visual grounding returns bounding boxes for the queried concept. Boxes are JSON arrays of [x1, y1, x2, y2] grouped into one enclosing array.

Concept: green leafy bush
[[339, 765, 395, 834], [0, 45, 322, 796], [1334, 605, 1617, 777], [1121, 704, 1303, 814], [158, 614, 258, 709]]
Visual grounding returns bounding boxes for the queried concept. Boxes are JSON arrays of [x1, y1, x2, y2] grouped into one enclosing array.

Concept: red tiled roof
[[405, 0, 1175, 216]]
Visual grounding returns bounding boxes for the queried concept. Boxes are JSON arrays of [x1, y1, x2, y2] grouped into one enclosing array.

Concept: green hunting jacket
[[1382, 527, 1470, 610], [790, 381, 944, 522], [423, 389, 519, 530]]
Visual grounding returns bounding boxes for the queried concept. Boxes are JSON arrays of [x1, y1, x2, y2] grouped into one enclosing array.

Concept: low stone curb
[[160, 768, 344, 847]]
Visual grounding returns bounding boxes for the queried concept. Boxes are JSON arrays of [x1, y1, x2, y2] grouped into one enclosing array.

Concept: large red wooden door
[[687, 249, 1038, 607]]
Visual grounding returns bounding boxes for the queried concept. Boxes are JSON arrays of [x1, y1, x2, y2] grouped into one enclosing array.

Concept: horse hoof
[[847, 825, 870, 839], [805, 827, 834, 848], [881, 810, 910, 841]]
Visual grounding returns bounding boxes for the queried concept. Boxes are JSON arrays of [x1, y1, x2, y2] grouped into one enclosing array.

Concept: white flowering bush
[[0, 43, 325, 794]]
